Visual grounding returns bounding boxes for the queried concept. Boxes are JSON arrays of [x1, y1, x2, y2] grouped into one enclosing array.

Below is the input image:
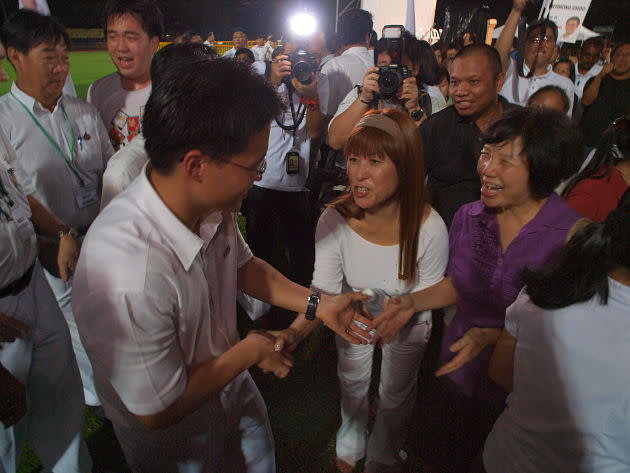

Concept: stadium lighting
[[289, 13, 317, 37]]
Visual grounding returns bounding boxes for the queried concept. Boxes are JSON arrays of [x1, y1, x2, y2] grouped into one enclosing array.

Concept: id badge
[[75, 184, 98, 209], [10, 205, 34, 241], [285, 151, 300, 175]]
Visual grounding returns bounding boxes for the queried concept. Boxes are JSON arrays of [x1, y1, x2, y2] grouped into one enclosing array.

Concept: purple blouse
[[443, 194, 581, 405]]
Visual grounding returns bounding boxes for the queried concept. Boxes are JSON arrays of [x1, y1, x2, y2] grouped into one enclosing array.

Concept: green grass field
[[0, 51, 116, 99]]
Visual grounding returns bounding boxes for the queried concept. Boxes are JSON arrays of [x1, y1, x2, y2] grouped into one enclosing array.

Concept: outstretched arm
[[496, 0, 528, 73]]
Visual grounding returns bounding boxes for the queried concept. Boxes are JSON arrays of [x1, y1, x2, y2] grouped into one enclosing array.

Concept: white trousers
[[0, 263, 92, 473], [335, 315, 432, 470], [111, 371, 275, 473], [44, 270, 99, 406]]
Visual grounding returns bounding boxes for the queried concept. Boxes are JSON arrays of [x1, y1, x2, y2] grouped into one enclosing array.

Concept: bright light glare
[[289, 13, 317, 36]]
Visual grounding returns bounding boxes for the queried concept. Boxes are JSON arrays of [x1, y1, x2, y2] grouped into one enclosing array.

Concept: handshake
[[246, 289, 418, 379]]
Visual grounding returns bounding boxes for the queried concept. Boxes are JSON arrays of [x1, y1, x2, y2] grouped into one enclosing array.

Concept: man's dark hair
[[151, 42, 217, 88], [454, 44, 503, 80], [526, 85, 571, 113], [369, 30, 378, 48], [482, 107, 583, 199], [337, 9, 373, 46], [582, 37, 603, 50], [526, 19, 558, 43], [325, 32, 340, 55], [103, 0, 164, 39], [233, 27, 247, 36], [235, 47, 255, 63], [143, 59, 284, 172], [566, 16, 580, 25], [0, 9, 70, 59]]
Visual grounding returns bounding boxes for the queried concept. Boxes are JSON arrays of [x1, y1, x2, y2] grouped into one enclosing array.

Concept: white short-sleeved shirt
[[100, 134, 147, 210], [484, 281, 630, 473], [574, 62, 603, 99], [0, 83, 114, 230], [500, 56, 575, 115], [87, 72, 151, 151], [311, 207, 449, 322], [222, 47, 237, 59], [328, 87, 402, 133], [73, 163, 254, 431], [320, 46, 373, 116], [254, 83, 314, 192], [250, 45, 266, 62], [0, 129, 37, 288]]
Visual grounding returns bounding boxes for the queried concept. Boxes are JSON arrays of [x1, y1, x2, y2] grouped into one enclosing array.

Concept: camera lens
[[378, 69, 401, 96], [293, 61, 314, 84]]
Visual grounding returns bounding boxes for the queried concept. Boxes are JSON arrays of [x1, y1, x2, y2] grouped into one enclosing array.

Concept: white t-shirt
[[100, 134, 147, 210], [222, 47, 237, 59], [72, 163, 255, 463], [311, 207, 449, 323], [500, 56, 575, 115], [484, 281, 630, 473], [320, 46, 373, 116], [0, 128, 37, 287], [0, 83, 114, 230], [87, 72, 151, 151], [254, 83, 314, 192]]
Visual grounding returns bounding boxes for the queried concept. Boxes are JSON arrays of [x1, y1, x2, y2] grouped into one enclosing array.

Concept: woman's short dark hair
[[554, 56, 576, 82], [483, 107, 583, 199], [103, 0, 164, 39], [235, 47, 255, 64], [523, 203, 630, 308], [0, 9, 70, 57], [526, 85, 571, 113], [143, 59, 284, 172], [406, 37, 441, 86]]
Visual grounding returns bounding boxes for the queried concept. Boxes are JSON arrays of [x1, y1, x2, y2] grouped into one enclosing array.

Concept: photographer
[[242, 47, 324, 290], [328, 33, 432, 150]]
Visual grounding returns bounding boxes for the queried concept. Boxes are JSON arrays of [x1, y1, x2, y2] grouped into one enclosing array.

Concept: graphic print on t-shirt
[[109, 106, 143, 150]]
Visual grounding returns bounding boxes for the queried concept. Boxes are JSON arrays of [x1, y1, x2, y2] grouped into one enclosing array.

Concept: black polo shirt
[[420, 97, 517, 228]]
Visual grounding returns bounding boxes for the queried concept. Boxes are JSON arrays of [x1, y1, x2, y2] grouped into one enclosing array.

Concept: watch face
[[411, 109, 423, 121]]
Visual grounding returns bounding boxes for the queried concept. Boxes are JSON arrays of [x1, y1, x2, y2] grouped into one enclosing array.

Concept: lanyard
[[11, 92, 85, 186], [0, 176, 14, 221]]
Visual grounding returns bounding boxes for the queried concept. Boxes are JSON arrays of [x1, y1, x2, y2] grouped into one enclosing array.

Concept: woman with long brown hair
[[272, 108, 448, 472]]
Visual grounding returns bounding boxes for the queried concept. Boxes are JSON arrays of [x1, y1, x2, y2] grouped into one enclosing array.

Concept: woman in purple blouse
[[372, 107, 585, 472]]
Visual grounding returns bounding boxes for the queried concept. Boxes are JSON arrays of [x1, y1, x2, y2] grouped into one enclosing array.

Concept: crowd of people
[[0, 0, 628, 472]]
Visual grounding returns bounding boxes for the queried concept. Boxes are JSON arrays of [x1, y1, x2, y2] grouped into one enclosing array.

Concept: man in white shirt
[[100, 42, 218, 210], [574, 37, 604, 99], [73, 58, 372, 473], [0, 10, 114, 408], [88, 0, 163, 150], [203, 30, 215, 47], [0, 127, 91, 473], [496, 0, 575, 115], [319, 9, 374, 117], [250, 34, 267, 62], [223, 28, 248, 59]]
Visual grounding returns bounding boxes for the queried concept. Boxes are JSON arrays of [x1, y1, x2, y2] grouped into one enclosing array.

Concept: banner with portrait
[[539, 0, 593, 44]]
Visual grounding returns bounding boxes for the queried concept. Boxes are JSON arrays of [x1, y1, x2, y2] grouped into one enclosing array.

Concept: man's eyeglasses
[[217, 157, 267, 179], [528, 36, 554, 45]]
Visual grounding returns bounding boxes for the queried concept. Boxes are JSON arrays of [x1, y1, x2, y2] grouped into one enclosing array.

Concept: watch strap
[[304, 291, 321, 320]]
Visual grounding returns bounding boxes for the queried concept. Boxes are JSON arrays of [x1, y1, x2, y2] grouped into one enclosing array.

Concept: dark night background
[[0, 0, 627, 40]]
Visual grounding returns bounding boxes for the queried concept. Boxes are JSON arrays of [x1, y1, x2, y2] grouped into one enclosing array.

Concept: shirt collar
[[11, 81, 64, 113], [455, 96, 514, 125], [522, 62, 553, 78], [473, 193, 576, 233], [135, 162, 224, 271], [341, 46, 368, 56]]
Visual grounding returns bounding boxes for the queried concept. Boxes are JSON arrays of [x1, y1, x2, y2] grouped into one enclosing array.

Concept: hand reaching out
[[372, 295, 415, 346], [435, 327, 501, 377]]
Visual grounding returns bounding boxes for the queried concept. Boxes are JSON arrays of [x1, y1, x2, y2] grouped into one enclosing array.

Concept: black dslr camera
[[288, 48, 318, 84], [376, 25, 411, 100]]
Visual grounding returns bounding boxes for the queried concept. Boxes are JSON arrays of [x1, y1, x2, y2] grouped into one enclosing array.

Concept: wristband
[[358, 97, 371, 105]]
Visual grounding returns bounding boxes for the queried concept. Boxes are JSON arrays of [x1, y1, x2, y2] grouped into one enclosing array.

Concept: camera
[[376, 25, 411, 100], [288, 48, 318, 85]]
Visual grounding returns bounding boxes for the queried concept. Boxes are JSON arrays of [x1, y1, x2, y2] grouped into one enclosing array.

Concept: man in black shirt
[[420, 44, 516, 228], [581, 41, 630, 148]]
